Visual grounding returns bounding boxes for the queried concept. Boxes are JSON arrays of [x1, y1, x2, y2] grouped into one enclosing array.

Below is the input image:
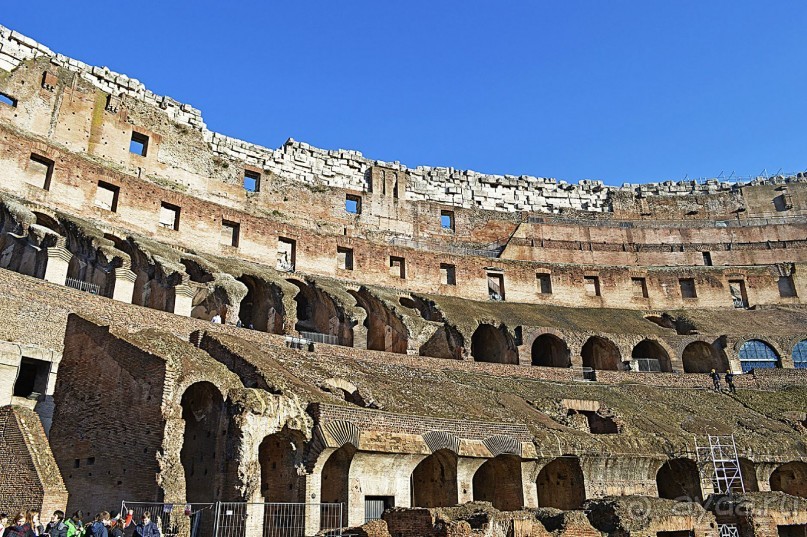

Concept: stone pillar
[[174, 284, 195, 317], [243, 503, 264, 537], [0, 342, 22, 406], [521, 460, 540, 508], [347, 453, 426, 528], [456, 457, 486, 504], [112, 267, 137, 303], [303, 473, 322, 537], [43, 246, 71, 285]]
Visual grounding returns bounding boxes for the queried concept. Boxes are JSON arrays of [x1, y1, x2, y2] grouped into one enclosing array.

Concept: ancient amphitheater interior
[[0, 23, 806, 537]]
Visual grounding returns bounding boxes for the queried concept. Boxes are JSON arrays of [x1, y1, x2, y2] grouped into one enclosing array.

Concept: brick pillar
[[43, 246, 71, 285], [174, 284, 195, 317], [112, 267, 137, 303], [456, 457, 486, 504]]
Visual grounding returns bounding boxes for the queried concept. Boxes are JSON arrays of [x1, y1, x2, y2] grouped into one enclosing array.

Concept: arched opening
[[536, 457, 586, 510], [737, 458, 759, 493], [531, 334, 570, 368], [259, 428, 307, 502], [793, 340, 807, 369], [632, 339, 672, 372], [33, 212, 64, 235], [320, 444, 355, 528], [581, 337, 621, 370], [180, 382, 227, 503], [349, 289, 408, 354], [472, 455, 523, 511], [738, 340, 781, 373], [471, 324, 518, 364], [770, 461, 807, 498], [412, 449, 458, 508], [289, 279, 353, 346], [237, 275, 284, 333], [656, 459, 701, 502], [682, 341, 729, 373]]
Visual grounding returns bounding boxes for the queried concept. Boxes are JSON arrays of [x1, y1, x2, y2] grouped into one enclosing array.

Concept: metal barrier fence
[[122, 501, 343, 537], [65, 277, 100, 294], [299, 331, 339, 345]]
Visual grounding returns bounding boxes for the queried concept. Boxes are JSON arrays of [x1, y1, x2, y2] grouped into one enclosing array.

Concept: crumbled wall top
[[1, 25, 804, 215]]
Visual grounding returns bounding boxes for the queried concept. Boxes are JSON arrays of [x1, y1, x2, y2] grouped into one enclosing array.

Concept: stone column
[[43, 246, 71, 285], [174, 284, 195, 317], [521, 460, 540, 508], [456, 457, 486, 504], [302, 472, 322, 537], [112, 267, 137, 303]]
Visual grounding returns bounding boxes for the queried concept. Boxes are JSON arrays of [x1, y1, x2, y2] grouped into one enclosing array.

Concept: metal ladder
[[696, 435, 744, 537]]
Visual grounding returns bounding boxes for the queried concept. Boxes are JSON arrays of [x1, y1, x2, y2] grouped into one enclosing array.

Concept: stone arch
[[581, 336, 621, 371], [32, 211, 64, 235], [180, 381, 227, 503], [738, 458, 759, 493], [259, 427, 307, 502], [792, 339, 807, 369], [472, 454, 524, 511], [770, 461, 807, 498], [412, 449, 459, 508], [320, 443, 356, 527], [632, 339, 672, 372], [471, 324, 518, 364], [531, 334, 571, 368], [349, 289, 408, 354], [289, 279, 353, 346], [536, 456, 586, 510], [236, 275, 284, 333], [656, 458, 701, 502], [682, 340, 729, 373], [737, 339, 781, 373]]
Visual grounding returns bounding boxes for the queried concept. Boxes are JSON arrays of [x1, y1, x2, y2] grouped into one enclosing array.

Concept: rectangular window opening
[[584, 276, 601, 297], [129, 131, 149, 156], [729, 279, 748, 308], [28, 154, 54, 190], [0, 92, 17, 107], [440, 263, 456, 285], [277, 237, 296, 272], [337, 247, 354, 270], [440, 210, 455, 231], [94, 181, 120, 212], [487, 272, 505, 301], [679, 278, 697, 299], [364, 496, 394, 524], [537, 273, 552, 295], [702, 252, 713, 266], [159, 202, 180, 231], [244, 170, 261, 192], [221, 220, 240, 248], [389, 256, 406, 279], [631, 277, 648, 298], [345, 194, 362, 214], [779, 275, 798, 298], [13, 357, 50, 399]]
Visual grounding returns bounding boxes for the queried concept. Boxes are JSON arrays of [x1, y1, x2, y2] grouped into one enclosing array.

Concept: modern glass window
[[793, 340, 807, 369], [738, 339, 780, 373]]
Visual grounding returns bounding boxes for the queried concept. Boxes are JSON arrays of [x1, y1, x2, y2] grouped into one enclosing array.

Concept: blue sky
[[4, 2, 807, 185]]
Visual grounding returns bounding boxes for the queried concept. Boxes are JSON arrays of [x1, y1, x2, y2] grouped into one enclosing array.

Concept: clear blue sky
[[4, 2, 807, 185]]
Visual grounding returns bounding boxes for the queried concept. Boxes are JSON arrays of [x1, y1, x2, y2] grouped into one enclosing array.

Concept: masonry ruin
[[0, 23, 806, 537]]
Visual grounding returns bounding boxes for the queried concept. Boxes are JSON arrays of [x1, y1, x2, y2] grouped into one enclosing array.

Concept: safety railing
[[299, 331, 339, 345], [121, 502, 215, 537], [65, 277, 101, 294]]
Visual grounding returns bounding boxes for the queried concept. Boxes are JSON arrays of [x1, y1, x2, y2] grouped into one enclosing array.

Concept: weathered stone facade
[[0, 24, 805, 537]]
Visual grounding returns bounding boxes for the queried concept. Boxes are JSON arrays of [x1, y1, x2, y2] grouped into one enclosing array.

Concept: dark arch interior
[[581, 337, 621, 370], [536, 457, 586, 509], [770, 461, 807, 498], [471, 324, 517, 364], [737, 458, 759, 493], [531, 334, 571, 367], [472, 454, 524, 511], [259, 428, 307, 502], [656, 459, 701, 502], [632, 340, 672, 372], [180, 382, 227, 503], [321, 444, 356, 528], [237, 275, 283, 334], [682, 341, 728, 373], [412, 449, 459, 508]]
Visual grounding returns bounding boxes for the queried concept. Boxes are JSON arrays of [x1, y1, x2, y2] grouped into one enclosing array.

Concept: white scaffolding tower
[[696, 435, 744, 537]]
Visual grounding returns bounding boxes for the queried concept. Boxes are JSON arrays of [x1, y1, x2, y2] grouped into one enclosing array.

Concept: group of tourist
[[0, 510, 160, 537], [709, 369, 737, 393]]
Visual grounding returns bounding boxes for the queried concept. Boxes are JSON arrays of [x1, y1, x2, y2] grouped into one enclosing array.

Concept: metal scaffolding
[[695, 434, 745, 495]]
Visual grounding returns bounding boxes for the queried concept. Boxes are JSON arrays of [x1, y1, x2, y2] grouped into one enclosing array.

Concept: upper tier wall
[[2, 24, 805, 215]]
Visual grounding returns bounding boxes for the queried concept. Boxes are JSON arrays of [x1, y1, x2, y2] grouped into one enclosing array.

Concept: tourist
[[2, 513, 30, 537], [131, 513, 157, 537], [725, 370, 736, 394], [709, 369, 721, 392], [211, 313, 222, 324], [64, 513, 82, 537], [45, 512, 67, 537], [87, 513, 108, 537], [0, 514, 8, 536], [24, 511, 42, 536]]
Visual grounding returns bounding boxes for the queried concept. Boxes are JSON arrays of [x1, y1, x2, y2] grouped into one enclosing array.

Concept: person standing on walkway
[[725, 370, 736, 394], [710, 369, 722, 392]]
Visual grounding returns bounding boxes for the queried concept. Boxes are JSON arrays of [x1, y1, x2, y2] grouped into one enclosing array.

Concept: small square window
[[440, 210, 454, 231], [679, 278, 697, 299], [221, 220, 240, 247], [244, 170, 261, 192], [277, 237, 296, 272], [345, 194, 362, 214], [631, 277, 648, 298], [389, 256, 406, 278], [337, 247, 354, 270], [130, 131, 149, 156], [0, 92, 17, 107], [440, 263, 456, 285], [159, 202, 180, 231], [584, 276, 601, 297], [537, 273, 552, 294], [27, 154, 54, 190], [94, 181, 120, 212]]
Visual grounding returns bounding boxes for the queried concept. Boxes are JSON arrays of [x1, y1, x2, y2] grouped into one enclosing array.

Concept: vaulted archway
[[531, 334, 571, 367], [536, 457, 586, 509], [472, 455, 523, 511], [581, 336, 621, 370], [412, 449, 458, 508]]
